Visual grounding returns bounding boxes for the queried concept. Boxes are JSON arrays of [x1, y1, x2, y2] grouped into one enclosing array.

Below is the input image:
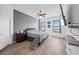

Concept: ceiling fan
[[36, 10, 47, 17]]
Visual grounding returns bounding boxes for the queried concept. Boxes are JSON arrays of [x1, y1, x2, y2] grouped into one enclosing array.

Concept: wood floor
[[0, 36, 67, 55]]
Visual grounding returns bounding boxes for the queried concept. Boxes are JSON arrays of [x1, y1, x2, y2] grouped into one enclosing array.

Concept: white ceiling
[[10, 4, 61, 18]]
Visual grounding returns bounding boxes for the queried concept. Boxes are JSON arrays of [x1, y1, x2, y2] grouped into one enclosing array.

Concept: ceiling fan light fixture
[[36, 10, 47, 18]]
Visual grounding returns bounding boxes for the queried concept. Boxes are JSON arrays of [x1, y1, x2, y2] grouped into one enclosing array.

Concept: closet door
[[0, 16, 10, 50], [0, 16, 9, 36]]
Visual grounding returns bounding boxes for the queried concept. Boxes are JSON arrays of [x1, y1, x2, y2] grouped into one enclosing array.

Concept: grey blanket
[[27, 30, 48, 43]]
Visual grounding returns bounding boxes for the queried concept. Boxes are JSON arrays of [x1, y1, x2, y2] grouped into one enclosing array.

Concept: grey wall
[[14, 10, 38, 33]]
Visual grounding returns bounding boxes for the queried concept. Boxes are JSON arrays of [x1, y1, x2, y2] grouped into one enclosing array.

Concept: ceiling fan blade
[[43, 13, 47, 15]]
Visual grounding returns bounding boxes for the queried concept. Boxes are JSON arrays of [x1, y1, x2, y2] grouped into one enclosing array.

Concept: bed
[[25, 28, 48, 48]]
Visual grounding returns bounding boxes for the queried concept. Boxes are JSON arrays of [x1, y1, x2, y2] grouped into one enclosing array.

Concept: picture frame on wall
[[47, 21, 51, 28], [47, 21, 51, 24], [48, 25, 51, 28]]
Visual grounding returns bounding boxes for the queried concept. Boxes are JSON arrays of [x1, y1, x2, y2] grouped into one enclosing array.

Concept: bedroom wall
[[14, 10, 38, 33], [0, 4, 13, 48], [40, 17, 66, 38]]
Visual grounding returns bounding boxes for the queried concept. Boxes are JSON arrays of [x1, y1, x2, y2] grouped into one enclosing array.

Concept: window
[[53, 20, 61, 33]]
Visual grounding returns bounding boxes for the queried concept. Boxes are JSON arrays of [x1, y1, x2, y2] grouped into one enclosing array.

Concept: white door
[[0, 16, 9, 36], [0, 16, 10, 50]]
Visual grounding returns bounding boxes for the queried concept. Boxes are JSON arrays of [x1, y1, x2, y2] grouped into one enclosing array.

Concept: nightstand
[[16, 32, 26, 43]]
